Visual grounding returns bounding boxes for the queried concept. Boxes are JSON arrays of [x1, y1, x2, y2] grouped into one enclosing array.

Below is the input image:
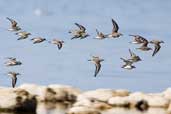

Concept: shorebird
[[94, 29, 107, 40], [129, 35, 146, 44], [128, 49, 142, 62], [15, 31, 31, 40], [120, 58, 136, 70], [31, 37, 46, 44], [136, 37, 152, 51], [69, 23, 89, 40], [6, 17, 21, 31], [88, 56, 104, 77], [7, 72, 20, 88], [149, 40, 164, 56], [107, 18, 123, 38], [5, 58, 22, 66], [49, 39, 64, 50]]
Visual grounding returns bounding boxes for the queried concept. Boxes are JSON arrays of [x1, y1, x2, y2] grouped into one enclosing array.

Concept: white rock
[[162, 88, 171, 100], [77, 89, 129, 102], [66, 106, 101, 114], [74, 98, 112, 110], [108, 96, 129, 107], [128, 92, 169, 108], [0, 87, 37, 112]]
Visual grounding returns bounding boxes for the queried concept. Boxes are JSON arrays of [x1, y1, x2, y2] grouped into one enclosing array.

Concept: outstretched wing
[[94, 63, 101, 77], [6, 17, 17, 27], [12, 76, 17, 88], [96, 29, 100, 35], [57, 42, 63, 50], [75, 23, 86, 32], [111, 18, 119, 33], [152, 44, 161, 56]]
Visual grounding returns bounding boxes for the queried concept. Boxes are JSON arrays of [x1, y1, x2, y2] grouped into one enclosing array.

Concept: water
[[0, 0, 171, 93]]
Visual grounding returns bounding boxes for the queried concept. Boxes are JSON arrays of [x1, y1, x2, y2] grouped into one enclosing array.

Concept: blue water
[[0, 0, 171, 92]]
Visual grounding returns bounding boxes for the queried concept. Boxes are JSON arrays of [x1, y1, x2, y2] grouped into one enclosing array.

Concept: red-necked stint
[[107, 18, 123, 38], [49, 39, 64, 50], [31, 37, 46, 44], [149, 40, 164, 56], [136, 37, 152, 51], [94, 29, 107, 40], [7, 71, 20, 88], [15, 31, 31, 40], [128, 49, 142, 62], [88, 56, 104, 77], [5, 57, 22, 66], [6, 17, 21, 31], [129, 35, 146, 44], [69, 23, 89, 40], [120, 58, 136, 70]]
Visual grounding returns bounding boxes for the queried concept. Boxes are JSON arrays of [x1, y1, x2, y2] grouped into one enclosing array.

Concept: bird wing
[[12, 76, 17, 88], [111, 18, 119, 33], [129, 49, 136, 57], [6, 17, 17, 27], [152, 44, 161, 56], [96, 29, 100, 35], [94, 62, 101, 77], [75, 23, 86, 32], [57, 42, 63, 50]]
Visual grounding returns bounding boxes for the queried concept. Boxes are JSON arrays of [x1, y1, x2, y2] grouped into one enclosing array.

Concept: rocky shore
[[1, 84, 171, 114]]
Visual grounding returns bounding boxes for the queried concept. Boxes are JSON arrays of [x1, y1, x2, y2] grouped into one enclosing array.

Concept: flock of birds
[[3, 17, 164, 88]]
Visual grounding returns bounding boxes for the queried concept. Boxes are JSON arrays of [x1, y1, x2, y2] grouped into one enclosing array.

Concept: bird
[[107, 18, 123, 38], [69, 23, 89, 40], [88, 56, 104, 77], [136, 37, 152, 51], [49, 39, 64, 50], [128, 49, 142, 62], [149, 40, 164, 56], [5, 58, 22, 66], [7, 71, 20, 88], [6, 17, 21, 31], [31, 37, 46, 44], [120, 58, 136, 70], [94, 29, 107, 40], [15, 31, 31, 40], [129, 35, 146, 44]]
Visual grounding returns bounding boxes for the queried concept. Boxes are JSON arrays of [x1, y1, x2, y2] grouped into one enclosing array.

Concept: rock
[[0, 88, 37, 112], [108, 96, 130, 107], [66, 106, 101, 114], [19, 84, 81, 103], [74, 98, 112, 110], [128, 92, 169, 108], [162, 88, 171, 100], [77, 89, 129, 102], [47, 84, 81, 103], [18, 84, 46, 101]]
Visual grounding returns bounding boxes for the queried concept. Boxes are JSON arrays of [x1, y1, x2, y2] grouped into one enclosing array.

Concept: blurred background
[[0, 0, 171, 92]]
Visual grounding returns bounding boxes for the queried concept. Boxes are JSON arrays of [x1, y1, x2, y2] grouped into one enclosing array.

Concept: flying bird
[[136, 37, 152, 51], [128, 49, 142, 62], [49, 39, 64, 50], [107, 18, 123, 38], [149, 40, 164, 56], [15, 31, 31, 40], [6, 17, 21, 31], [69, 23, 89, 40], [7, 72, 20, 88], [120, 58, 136, 70], [5, 57, 22, 66], [129, 35, 146, 44], [94, 29, 107, 40], [31, 37, 46, 44], [88, 56, 104, 77]]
